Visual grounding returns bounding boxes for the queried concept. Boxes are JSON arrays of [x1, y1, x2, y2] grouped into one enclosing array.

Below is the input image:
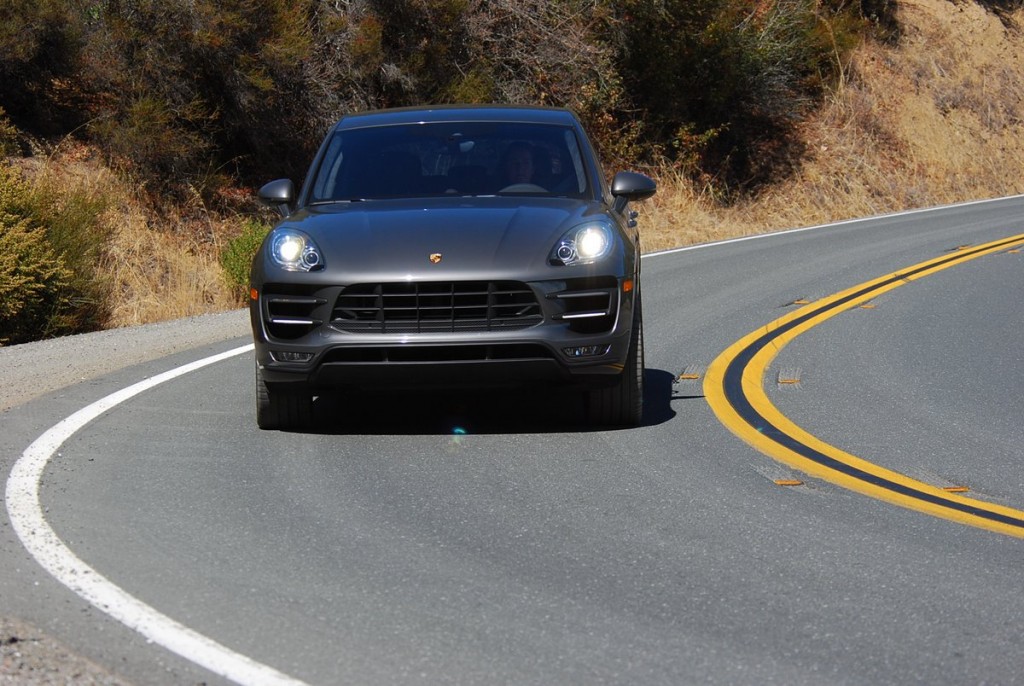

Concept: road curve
[[704, 232, 1024, 536], [3, 196, 1024, 685]]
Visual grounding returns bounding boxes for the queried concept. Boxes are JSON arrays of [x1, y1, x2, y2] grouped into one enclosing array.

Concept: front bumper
[[251, 275, 636, 392]]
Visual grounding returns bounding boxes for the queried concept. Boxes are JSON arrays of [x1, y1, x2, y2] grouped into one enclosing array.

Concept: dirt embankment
[[640, 0, 1024, 252]]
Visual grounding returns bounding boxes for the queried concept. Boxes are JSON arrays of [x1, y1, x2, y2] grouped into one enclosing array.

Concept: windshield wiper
[[309, 198, 371, 206]]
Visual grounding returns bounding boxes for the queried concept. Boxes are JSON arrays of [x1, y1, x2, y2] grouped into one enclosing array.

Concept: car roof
[[332, 105, 581, 130]]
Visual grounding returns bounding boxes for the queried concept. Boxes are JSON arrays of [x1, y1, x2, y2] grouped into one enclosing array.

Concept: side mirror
[[258, 179, 295, 218], [611, 171, 656, 212], [611, 171, 657, 201]]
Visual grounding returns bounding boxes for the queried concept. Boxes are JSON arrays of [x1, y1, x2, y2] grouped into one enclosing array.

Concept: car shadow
[[297, 368, 679, 436]]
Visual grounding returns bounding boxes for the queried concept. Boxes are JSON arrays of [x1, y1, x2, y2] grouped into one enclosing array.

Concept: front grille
[[332, 281, 543, 333]]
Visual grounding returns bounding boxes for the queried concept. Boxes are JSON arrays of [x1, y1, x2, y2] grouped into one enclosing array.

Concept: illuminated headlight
[[269, 228, 323, 271], [551, 222, 614, 266]]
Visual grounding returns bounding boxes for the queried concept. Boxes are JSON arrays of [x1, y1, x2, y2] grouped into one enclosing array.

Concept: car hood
[[278, 197, 611, 281]]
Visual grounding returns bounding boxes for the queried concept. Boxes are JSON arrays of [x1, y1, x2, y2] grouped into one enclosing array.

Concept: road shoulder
[[0, 310, 248, 413]]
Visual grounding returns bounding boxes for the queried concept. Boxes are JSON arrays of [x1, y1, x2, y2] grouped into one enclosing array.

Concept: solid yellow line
[[704, 233, 1024, 537]]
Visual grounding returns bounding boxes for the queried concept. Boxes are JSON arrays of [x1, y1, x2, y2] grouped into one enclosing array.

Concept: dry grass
[[17, 144, 240, 329], [101, 206, 238, 328], [640, 0, 1024, 254]]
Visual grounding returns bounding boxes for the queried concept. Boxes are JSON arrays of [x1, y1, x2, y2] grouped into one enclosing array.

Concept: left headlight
[[550, 222, 614, 266], [269, 228, 324, 271]]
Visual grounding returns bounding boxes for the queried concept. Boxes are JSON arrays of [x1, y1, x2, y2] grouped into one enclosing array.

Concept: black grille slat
[[332, 281, 542, 333]]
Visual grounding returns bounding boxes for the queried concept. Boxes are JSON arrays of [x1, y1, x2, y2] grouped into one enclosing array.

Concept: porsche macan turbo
[[250, 106, 656, 430]]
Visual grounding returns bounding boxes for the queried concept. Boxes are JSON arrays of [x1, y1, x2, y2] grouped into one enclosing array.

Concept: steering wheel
[[498, 183, 547, 193]]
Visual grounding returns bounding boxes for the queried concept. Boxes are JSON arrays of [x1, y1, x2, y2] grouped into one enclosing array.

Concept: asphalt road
[[2, 197, 1023, 685]]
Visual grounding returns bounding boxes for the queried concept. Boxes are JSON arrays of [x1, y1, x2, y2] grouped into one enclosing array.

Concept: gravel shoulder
[[1, 617, 132, 685], [0, 309, 249, 413]]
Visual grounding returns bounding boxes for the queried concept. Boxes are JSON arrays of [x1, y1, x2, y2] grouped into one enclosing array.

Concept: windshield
[[309, 121, 591, 202]]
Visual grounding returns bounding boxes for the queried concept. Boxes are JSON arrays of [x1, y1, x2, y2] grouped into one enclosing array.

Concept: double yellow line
[[704, 233, 1024, 537]]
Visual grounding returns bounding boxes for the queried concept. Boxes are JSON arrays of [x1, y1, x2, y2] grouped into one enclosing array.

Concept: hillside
[[642, 0, 1024, 250], [2, 0, 1023, 335]]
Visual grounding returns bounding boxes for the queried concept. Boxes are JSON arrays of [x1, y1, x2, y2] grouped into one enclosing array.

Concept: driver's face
[[504, 148, 533, 184]]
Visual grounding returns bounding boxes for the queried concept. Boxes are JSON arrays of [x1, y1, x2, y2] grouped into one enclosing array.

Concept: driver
[[499, 141, 535, 186]]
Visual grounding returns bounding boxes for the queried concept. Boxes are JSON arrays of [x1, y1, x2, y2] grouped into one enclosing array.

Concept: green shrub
[[89, 95, 211, 185], [0, 163, 114, 343], [79, 0, 319, 195], [853, 0, 900, 42], [0, 0, 82, 134], [973, 0, 1024, 16], [0, 166, 73, 345], [221, 219, 269, 295], [616, 0, 873, 194], [28, 176, 113, 333], [0, 107, 19, 157]]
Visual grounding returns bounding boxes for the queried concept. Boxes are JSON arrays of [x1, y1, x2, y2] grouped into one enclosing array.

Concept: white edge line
[[5, 343, 309, 686], [641, 194, 1024, 259]]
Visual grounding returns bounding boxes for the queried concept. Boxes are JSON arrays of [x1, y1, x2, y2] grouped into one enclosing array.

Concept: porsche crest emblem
[[429, 253, 443, 264]]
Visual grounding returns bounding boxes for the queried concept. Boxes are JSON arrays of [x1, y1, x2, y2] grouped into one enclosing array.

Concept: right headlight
[[268, 228, 323, 271], [550, 222, 614, 266]]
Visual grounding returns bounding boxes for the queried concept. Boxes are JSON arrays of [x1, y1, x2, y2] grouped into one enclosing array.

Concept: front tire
[[585, 299, 644, 427], [255, 361, 312, 431]]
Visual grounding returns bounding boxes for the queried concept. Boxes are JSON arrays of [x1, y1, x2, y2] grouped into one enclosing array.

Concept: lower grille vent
[[263, 286, 327, 339], [322, 344, 554, 364]]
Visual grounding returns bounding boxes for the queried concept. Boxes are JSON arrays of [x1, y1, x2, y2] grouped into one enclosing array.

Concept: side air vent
[[262, 284, 329, 340], [548, 276, 619, 334]]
